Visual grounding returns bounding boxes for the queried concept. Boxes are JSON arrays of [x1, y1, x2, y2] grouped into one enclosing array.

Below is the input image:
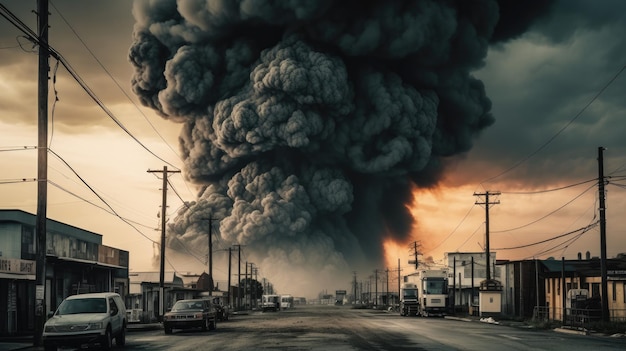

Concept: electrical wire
[[0, 4, 179, 170], [492, 183, 596, 233], [47, 179, 154, 230], [493, 221, 599, 251], [0, 146, 37, 151], [501, 178, 596, 195], [480, 63, 626, 185], [455, 222, 485, 252], [48, 0, 182, 163], [0, 178, 37, 184], [426, 204, 477, 253]]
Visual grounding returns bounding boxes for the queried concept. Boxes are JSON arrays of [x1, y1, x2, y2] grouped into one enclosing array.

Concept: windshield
[[57, 298, 107, 315], [403, 289, 418, 299], [424, 279, 447, 295], [172, 301, 204, 311]]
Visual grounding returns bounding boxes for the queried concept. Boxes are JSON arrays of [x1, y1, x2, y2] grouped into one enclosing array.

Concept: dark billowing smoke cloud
[[129, 0, 551, 295]]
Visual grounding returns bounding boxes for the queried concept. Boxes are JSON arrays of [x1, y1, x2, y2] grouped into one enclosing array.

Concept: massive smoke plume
[[129, 0, 552, 296]]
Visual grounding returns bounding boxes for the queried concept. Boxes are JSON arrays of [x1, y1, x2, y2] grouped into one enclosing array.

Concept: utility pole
[[203, 217, 219, 294], [253, 265, 258, 309], [234, 245, 241, 311], [408, 241, 420, 269], [227, 247, 232, 307], [245, 261, 248, 310], [385, 268, 389, 306], [597, 146, 609, 322], [34, 0, 49, 346], [397, 258, 401, 307], [374, 269, 379, 307], [474, 190, 500, 280], [353, 271, 357, 304], [147, 166, 180, 321]]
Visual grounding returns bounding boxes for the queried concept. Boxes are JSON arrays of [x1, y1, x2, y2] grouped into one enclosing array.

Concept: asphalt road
[[3, 305, 624, 350]]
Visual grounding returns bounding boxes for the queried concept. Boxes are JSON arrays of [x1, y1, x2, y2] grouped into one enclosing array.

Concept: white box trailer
[[402, 269, 449, 317]]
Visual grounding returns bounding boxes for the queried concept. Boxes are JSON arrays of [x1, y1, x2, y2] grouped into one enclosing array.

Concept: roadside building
[[445, 252, 501, 314], [542, 255, 626, 322], [498, 259, 547, 319], [0, 209, 128, 336], [127, 271, 185, 323]]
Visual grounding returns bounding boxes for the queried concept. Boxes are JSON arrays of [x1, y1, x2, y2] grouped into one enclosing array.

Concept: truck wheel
[[101, 328, 113, 350], [202, 318, 209, 331], [164, 324, 173, 334], [116, 324, 126, 346], [209, 318, 217, 330]]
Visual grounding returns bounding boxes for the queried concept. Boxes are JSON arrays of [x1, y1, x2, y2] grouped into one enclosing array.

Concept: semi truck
[[401, 269, 449, 317], [400, 282, 419, 316]]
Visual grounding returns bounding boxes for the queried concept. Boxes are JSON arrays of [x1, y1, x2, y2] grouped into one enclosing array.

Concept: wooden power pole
[[597, 146, 609, 322], [474, 191, 500, 281], [34, 0, 49, 346], [147, 166, 180, 320]]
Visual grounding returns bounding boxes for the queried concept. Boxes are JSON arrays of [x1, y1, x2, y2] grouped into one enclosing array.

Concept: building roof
[[129, 271, 183, 285], [0, 209, 102, 244]]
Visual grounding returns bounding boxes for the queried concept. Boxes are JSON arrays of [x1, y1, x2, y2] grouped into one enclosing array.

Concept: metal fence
[[533, 306, 626, 329]]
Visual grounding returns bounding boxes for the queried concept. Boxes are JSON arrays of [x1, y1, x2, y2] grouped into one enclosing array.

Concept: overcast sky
[[1, 0, 625, 298]]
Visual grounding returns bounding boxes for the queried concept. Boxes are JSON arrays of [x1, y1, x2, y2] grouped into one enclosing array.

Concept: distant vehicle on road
[[42, 292, 127, 351], [281, 295, 294, 309], [163, 299, 217, 334], [261, 294, 281, 312]]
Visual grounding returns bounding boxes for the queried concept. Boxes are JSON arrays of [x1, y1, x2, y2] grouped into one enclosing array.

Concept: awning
[[0, 272, 36, 280], [50, 256, 127, 270]]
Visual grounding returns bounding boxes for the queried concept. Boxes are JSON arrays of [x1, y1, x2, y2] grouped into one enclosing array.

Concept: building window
[[612, 281, 616, 301], [623, 283, 626, 303], [592, 283, 600, 298], [21, 225, 35, 259], [547, 281, 550, 294]]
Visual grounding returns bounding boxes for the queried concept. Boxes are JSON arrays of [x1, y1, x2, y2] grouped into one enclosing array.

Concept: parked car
[[42, 292, 127, 351], [163, 299, 217, 334]]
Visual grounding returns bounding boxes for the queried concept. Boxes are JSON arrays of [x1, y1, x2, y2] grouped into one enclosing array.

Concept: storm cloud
[[129, 0, 552, 293]]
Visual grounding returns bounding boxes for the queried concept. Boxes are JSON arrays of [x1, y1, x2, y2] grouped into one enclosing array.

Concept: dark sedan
[[163, 299, 217, 334]]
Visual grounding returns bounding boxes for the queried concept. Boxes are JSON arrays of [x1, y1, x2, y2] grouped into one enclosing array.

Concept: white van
[[42, 292, 127, 350]]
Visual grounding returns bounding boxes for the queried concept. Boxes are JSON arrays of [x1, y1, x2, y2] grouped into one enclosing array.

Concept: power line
[[48, 0, 182, 162], [427, 204, 476, 253], [0, 3, 179, 169], [493, 221, 599, 251], [0, 178, 37, 184], [480, 63, 626, 185], [492, 183, 596, 233], [501, 178, 596, 195]]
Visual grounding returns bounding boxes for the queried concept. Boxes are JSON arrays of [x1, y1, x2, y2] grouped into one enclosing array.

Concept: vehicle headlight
[[194, 313, 202, 318], [44, 325, 55, 333], [88, 322, 103, 330]]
